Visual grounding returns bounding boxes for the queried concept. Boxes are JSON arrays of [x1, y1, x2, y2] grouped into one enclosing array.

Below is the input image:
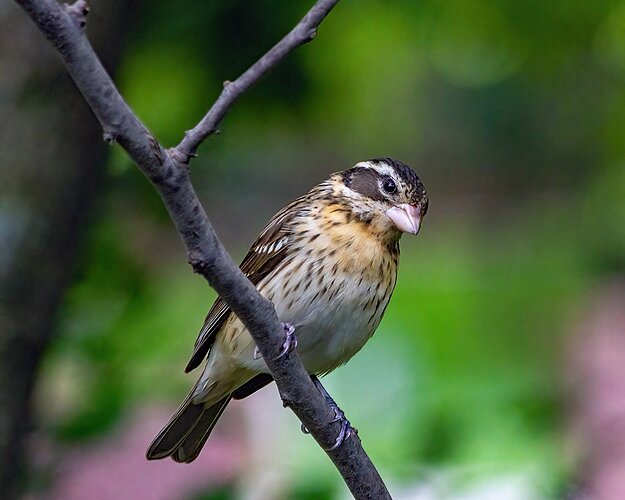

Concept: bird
[[146, 157, 428, 463]]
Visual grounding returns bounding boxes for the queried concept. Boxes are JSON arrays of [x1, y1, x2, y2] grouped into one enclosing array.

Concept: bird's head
[[331, 158, 428, 242]]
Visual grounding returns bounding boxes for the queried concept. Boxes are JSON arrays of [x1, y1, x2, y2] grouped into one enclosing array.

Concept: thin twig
[[14, 0, 392, 498], [172, 0, 339, 163]]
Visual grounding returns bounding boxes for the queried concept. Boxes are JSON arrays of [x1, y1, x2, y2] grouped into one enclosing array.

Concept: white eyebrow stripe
[[373, 163, 395, 177]]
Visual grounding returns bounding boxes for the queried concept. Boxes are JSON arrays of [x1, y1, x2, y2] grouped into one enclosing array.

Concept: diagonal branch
[[15, 0, 392, 498]]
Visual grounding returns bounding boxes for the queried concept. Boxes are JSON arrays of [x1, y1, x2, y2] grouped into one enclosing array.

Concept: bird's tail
[[146, 393, 232, 463]]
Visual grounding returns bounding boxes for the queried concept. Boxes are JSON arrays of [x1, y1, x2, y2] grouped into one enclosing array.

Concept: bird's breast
[[255, 222, 398, 375]]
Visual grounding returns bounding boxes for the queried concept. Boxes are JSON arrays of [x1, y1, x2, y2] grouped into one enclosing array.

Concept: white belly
[[236, 252, 395, 375]]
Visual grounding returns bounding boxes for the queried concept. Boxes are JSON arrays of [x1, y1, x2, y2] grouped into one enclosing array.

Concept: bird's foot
[[326, 405, 355, 451], [253, 323, 297, 360], [276, 322, 297, 359], [299, 377, 357, 450], [300, 405, 355, 450]]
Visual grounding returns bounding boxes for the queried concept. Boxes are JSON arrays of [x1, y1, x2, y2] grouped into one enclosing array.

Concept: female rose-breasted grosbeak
[[147, 158, 428, 462]]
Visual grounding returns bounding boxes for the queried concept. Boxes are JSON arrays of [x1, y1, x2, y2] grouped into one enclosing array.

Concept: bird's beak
[[386, 203, 422, 235]]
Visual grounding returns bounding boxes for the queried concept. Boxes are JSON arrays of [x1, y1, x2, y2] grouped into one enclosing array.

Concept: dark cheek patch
[[346, 167, 385, 202]]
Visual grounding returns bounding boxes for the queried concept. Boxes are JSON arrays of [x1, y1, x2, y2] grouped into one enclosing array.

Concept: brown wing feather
[[184, 195, 309, 373]]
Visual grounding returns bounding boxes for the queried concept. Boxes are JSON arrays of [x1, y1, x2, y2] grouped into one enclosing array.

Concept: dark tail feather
[[146, 394, 232, 463], [172, 395, 231, 463]]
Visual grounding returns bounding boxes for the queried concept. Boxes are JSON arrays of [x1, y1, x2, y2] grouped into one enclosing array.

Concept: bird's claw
[[326, 405, 356, 450], [298, 391, 357, 450], [253, 323, 297, 360], [276, 323, 297, 360]]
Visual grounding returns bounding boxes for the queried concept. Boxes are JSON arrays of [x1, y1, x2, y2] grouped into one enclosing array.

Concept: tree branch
[[173, 0, 339, 163], [14, 0, 392, 498]]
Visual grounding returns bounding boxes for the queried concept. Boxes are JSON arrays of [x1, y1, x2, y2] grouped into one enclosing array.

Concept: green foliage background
[[36, 0, 625, 497]]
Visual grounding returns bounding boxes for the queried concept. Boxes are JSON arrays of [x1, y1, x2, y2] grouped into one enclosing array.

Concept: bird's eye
[[382, 178, 397, 194]]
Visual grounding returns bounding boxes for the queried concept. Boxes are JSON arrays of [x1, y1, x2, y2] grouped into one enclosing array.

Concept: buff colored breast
[[225, 204, 398, 376]]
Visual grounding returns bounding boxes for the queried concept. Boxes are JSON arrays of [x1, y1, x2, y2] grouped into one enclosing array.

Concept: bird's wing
[[184, 196, 308, 373]]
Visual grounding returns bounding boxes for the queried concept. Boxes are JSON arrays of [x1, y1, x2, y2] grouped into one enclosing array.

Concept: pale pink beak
[[386, 203, 422, 235]]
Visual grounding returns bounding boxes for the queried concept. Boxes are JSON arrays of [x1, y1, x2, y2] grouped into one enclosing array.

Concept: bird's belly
[[236, 264, 393, 375], [290, 291, 380, 375]]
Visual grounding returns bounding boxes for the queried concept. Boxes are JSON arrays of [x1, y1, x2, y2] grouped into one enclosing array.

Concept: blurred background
[[2, 0, 625, 499]]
